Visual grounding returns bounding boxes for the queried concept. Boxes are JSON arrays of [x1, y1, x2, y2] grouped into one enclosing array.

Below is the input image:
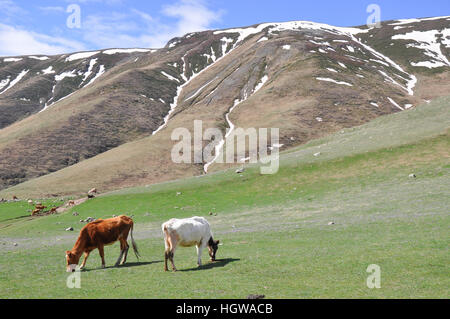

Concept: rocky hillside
[[0, 16, 449, 196]]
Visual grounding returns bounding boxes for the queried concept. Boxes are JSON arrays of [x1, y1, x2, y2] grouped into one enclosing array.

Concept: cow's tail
[[130, 221, 141, 260]]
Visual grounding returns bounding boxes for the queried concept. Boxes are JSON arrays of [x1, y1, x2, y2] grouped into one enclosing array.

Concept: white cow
[[162, 216, 220, 271]]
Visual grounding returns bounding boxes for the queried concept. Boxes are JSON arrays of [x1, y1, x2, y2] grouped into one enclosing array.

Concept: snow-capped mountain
[[0, 16, 449, 195]]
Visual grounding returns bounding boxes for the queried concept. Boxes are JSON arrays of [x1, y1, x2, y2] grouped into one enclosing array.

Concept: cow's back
[[84, 216, 131, 246], [162, 217, 211, 246]]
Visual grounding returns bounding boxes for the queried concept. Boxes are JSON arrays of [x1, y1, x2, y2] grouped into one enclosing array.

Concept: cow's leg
[[114, 238, 126, 267], [164, 251, 169, 272], [98, 245, 106, 268], [168, 233, 178, 271], [80, 251, 90, 270], [120, 238, 129, 265], [168, 250, 177, 272], [114, 248, 124, 267], [196, 244, 203, 267], [164, 235, 171, 271], [164, 232, 178, 272]]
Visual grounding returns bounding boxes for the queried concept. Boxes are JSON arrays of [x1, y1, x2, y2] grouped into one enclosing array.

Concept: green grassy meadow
[[0, 98, 449, 298]]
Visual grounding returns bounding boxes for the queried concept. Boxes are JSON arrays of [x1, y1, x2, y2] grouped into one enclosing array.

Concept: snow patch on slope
[[0, 70, 29, 94], [161, 71, 180, 83], [103, 48, 152, 55], [29, 56, 49, 61], [316, 77, 353, 87], [3, 58, 22, 62], [203, 73, 269, 173], [42, 66, 56, 74], [84, 65, 105, 87], [392, 30, 450, 68], [65, 51, 100, 62]]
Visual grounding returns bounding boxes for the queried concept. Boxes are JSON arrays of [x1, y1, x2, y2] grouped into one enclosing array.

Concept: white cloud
[[81, 0, 223, 49], [162, 0, 223, 35], [0, 23, 86, 56], [38, 6, 66, 14], [0, 0, 28, 23], [0, 0, 223, 56]]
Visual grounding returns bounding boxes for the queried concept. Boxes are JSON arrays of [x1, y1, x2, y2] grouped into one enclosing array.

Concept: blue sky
[[1, 0, 449, 56]]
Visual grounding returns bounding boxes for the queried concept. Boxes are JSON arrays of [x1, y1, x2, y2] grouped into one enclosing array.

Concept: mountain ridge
[[0, 15, 449, 197]]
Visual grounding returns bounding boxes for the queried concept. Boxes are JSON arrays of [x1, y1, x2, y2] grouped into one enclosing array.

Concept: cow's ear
[[66, 251, 72, 257]]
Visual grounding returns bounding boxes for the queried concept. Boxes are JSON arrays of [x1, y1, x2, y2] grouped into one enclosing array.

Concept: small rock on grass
[[65, 227, 74, 231]]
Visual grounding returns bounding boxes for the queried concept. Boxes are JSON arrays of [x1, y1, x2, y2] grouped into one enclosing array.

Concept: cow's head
[[207, 238, 220, 262], [65, 251, 79, 272]]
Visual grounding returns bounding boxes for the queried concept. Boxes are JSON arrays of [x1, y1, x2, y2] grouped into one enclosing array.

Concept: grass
[[0, 98, 449, 298]]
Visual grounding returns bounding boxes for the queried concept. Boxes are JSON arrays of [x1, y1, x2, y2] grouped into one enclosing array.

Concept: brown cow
[[31, 209, 41, 216], [65, 215, 140, 272]]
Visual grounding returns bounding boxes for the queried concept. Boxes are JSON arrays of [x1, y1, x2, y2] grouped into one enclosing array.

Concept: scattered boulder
[[328, 222, 335, 225], [409, 173, 416, 178], [314, 152, 321, 157], [13, 243, 18, 247], [65, 227, 74, 231], [88, 188, 97, 195], [12, 195, 18, 200], [72, 212, 79, 216], [28, 200, 34, 205], [236, 167, 245, 174], [176, 192, 182, 196]]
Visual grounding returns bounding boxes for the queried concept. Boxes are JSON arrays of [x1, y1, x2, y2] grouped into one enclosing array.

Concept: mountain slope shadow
[[179, 258, 240, 272]]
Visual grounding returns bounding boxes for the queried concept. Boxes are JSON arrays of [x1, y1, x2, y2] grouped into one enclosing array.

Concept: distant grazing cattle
[[35, 204, 46, 210], [88, 188, 97, 195], [49, 207, 57, 214], [12, 196, 18, 200], [68, 200, 75, 206], [31, 209, 41, 216], [65, 215, 140, 272], [162, 216, 219, 271]]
